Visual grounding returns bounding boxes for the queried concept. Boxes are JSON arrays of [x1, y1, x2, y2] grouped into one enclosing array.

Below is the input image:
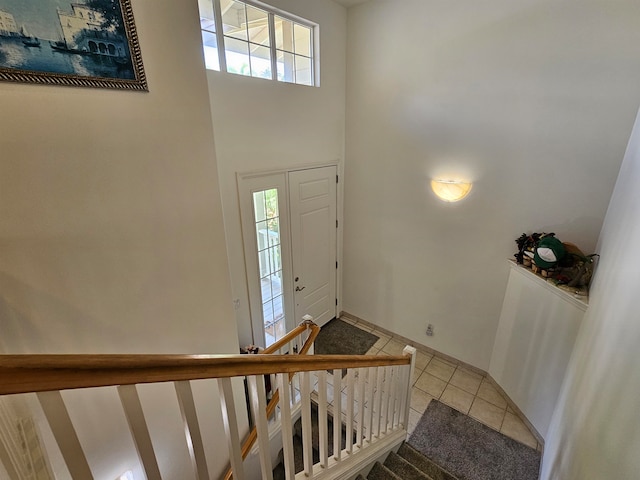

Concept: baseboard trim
[[339, 311, 485, 377]]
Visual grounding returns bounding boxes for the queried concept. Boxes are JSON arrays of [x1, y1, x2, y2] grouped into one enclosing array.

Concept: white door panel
[[289, 166, 337, 327]]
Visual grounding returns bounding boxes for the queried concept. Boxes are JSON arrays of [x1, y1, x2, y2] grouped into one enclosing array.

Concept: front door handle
[[295, 286, 306, 292]]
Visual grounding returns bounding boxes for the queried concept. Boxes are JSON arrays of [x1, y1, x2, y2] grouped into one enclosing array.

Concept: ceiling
[[333, 0, 370, 8]]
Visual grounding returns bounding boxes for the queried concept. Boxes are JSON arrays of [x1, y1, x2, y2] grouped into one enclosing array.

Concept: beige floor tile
[[476, 379, 508, 409], [411, 368, 421, 386], [414, 351, 433, 371], [469, 397, 506, 431], [366, 346, 379, 355], [414, 372, 447, 398], [410, 387, 435, 414], [424, 358, 456, 382], [501, 412, 537, 449], [449, 368, 483, 395], [372, 331, 391, 350], [382, 339, 407, 356], [440, 384, 474, 414], [408, 408, 422, 435]]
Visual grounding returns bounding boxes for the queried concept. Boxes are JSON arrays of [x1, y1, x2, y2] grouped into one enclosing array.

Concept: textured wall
[[343, 0, 640, 369], [0, 0, 241, 477], [541, 108, 640, 479]]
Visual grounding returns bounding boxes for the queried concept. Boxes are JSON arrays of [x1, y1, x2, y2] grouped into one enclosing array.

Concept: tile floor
[[340, 316, 541, 451]]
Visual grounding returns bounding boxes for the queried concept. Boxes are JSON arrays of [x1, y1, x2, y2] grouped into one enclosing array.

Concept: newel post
[[401, 346, 417, 431]]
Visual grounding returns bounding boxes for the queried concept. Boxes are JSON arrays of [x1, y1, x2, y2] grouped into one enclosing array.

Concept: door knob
[[295, 286, 306, 292]]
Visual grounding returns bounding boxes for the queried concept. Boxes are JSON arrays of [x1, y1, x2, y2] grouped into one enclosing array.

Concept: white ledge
[[508, 260, 589, 311]]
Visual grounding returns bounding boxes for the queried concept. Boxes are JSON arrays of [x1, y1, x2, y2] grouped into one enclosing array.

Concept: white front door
[[238, 166, 338, 347], [289, 166, 337, 327]]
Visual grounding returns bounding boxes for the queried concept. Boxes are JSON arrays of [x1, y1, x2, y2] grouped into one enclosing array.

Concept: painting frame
[[0, 0, 147, 91]]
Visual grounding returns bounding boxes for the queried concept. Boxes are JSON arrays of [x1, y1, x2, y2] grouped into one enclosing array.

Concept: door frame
[[237, 161, 343, 348]]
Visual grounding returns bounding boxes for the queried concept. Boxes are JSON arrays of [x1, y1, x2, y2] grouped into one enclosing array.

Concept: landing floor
[[340, 315, 542, 451]]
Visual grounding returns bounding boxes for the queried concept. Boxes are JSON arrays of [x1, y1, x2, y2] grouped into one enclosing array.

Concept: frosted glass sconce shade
[[431, 179, 473, 202]]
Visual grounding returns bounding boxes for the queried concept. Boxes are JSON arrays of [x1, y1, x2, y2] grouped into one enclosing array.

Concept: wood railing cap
[[0, 353, 412, 396]]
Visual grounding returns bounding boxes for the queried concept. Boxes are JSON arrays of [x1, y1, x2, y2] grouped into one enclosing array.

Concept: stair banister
[[0, 349, 415, 480], [222, 319, 321, 480]]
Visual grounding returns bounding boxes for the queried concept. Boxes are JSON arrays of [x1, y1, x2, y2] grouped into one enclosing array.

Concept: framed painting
[[0, 0, 147, 90]]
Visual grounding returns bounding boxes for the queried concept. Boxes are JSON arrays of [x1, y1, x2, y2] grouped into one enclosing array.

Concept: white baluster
[[365, 367, 376, 443], [217, 378, 245, 480], [373, 367, 384, 439], [356, 368, 365, 448], [247, 375, 273, 480], [117, 385, 162, 480], [401, 346, 417, 429], [345, 370, 355, 454], [36, 391, 93, 480], [390, 366, 399, 429], [332, 369, 342, 462], [175, 381, 210, 480], [381, 366, 391, 434], [300, 371, 314, 477], [277, 373, 295, 480], [317, 370, 328, 469]]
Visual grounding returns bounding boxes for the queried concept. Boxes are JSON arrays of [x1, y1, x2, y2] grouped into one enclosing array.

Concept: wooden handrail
[[0, 354, 411, 396], [261, 319, 319, 355], [224, 320, 321, 479]]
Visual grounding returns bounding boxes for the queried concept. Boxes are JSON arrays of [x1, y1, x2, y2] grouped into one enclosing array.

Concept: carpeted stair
[[356, 442, 460, 480], [273, 401, 352, 479]]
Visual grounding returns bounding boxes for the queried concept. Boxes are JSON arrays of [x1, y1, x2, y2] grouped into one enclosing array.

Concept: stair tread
[[292, 401, 350, 455], [397, 443, 460, 480], [368, 461, 403, 480], [273, 434, 316, 479], [384, 451, 434, 480]]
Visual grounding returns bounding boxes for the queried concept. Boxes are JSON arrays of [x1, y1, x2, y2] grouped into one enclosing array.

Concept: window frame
[[200, 0, 319, 86]]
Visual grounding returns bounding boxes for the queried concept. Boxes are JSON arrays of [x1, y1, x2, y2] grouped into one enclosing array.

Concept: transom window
[[198, 0, 317, 86]]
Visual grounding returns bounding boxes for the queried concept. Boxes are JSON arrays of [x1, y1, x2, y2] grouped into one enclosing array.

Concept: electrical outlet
[[426, 324, 434, 336], [233, 299, 240, 310]]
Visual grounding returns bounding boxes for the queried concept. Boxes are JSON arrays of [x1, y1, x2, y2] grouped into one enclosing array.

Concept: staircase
[[275, 399, 459, 480], [358, 442, 459, 480], [273, 401, 351, 479]]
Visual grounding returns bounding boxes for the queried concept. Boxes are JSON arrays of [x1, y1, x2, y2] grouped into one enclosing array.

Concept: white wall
[[206, 0, 347, 346], [541, 108, 640, 479], [489, 263, 585, 438], [343, 0, 640, 369], [0, 0, 243, 478]]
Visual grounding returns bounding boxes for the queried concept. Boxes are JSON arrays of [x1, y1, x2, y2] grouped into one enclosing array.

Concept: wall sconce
[[431, 179, 473, 202]]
